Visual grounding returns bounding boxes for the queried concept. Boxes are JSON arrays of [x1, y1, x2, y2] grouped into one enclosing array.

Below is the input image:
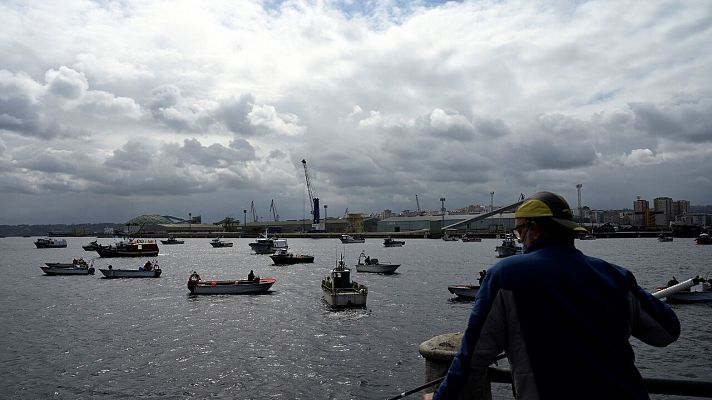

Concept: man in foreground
[[428, 191, 680, 399]]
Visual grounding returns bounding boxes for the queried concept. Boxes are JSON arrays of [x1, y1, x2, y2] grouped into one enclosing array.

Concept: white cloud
[[621, 148, 660, 166], [248, 104, 306, 137]]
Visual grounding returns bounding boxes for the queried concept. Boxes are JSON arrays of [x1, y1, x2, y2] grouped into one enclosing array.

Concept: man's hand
[[422, 393, 434, 400]]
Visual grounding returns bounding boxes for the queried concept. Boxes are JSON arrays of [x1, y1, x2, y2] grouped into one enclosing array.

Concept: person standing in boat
[[427, 191, 680, 400], [248, 270, 255, 281], [477, 270, 486, 285]]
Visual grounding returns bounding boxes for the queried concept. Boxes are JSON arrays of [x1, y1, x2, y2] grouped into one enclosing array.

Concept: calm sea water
[[1, 236, 710, 399]]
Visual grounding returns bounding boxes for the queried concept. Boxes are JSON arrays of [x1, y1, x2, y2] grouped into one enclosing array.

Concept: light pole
[[490, 191, 494, 212], [440, 197, 446, 229], [323, 204, 328, 232], [243, 209, 247, 236], [188, 213, 192, 234], [576, 184, 583, 226]]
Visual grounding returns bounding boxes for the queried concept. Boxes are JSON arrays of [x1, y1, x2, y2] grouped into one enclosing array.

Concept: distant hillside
[[0, 223, 124, 237]]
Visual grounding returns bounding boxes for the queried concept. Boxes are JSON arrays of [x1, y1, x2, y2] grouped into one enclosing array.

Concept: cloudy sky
[[1, 0, 711, 225]]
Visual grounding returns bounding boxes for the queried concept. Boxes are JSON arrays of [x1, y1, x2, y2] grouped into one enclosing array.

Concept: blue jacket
[[434, 240, 680, 399]]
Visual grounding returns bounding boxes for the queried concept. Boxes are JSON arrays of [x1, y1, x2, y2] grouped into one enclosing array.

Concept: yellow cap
[[516, 192, 586, 231]]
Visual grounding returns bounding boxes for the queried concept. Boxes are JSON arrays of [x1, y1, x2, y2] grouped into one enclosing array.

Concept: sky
[[1, 0, 711, 225]]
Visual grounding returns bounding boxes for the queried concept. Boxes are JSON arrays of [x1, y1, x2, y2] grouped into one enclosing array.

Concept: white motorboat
[[322, 256, 367, 308], [99, 261, 162, 278], [34, 237, 67, 248], [249, 237, 288, 254], [161, 235, 185, 245], [448, 270, 486, 300], [355, 251, 400, 274], [41, 259, 95, 275], [447, 284, 479, 300], [187, 271, 276, 295], [495, 234, 522, 258], [340, 234, 365, 244]]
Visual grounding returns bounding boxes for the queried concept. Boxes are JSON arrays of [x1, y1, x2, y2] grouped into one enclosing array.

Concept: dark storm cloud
[[166, 137, 255, 168], [17, 150, 80, 174], [104, 141, 154, 170], [522, 139, 598, 170], [0, 70, 49, 139], [216, 94, 257, 136], [147, 84, 211, 132], [630, 100, 712, 143], [515, 114, 598, 170], [475, 118, 512, 138]]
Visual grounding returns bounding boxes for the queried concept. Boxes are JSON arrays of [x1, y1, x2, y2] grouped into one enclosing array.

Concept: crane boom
[[415, 194, 421, 213], [250, 200, 258, 222], [270, 199, 279, 221], [301, 159, 320, 225]]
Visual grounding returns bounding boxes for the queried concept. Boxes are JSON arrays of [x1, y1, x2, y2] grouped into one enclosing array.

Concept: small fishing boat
[[655, 276, 712, 303], [355, 251, 400, 274], [448, 270, 486, 300], [269, 248, 314, 265], [210, 237, 233, 247], [82, 240, 107, 251], [161, 235, 185, 245], [442, 233, 458, 242], [34, 237, 67, 248], [695, 233, 712, 245], [95, 238, 160, 257], [322, 256, 368, 308], [383, 237, 405, 247], [187, 271, 276, 295], [461, 234, 482, 242], [447, 284, 479, 300], [248, 237, 288, 254], [495, 234, 522, 258], [41, 259, 95, 275], [340, 234, 365, 244], [657, 234, 674, 242], [99, 261, 162, 278]]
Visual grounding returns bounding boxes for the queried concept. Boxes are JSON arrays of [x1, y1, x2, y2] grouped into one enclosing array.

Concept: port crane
[[301, 159, 322, 231], [270, 199, 279, 221], [250, 201, 258, 222]]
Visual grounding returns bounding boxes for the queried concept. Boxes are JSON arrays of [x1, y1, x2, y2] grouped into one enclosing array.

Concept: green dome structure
[[126, 215, 185, 226]]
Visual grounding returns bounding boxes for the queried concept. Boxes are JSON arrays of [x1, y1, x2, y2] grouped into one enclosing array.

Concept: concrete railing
[[419, 333, 712, 399]]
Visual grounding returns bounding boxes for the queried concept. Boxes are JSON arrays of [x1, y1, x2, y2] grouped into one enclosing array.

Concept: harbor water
[[1, 236, 710, 399]]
